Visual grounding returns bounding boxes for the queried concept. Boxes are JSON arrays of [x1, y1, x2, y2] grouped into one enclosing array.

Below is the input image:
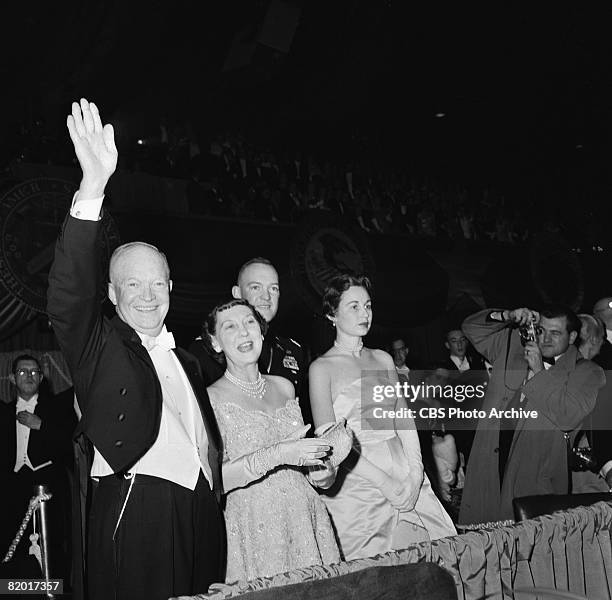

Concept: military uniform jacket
[[259, 333, 311, 426]]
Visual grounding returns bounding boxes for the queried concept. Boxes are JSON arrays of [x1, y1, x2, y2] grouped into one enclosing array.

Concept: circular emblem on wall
[[0, 178, 121, 312], [291, 212, 375, 314]]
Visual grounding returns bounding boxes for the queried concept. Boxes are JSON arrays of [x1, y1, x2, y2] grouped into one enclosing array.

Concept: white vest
[[91, 344, 211, 490]]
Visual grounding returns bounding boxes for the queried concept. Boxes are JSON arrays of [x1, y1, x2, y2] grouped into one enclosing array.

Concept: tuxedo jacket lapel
[[4, 401, 17, 472]]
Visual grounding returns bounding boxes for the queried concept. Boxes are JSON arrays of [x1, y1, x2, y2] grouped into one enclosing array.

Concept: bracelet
[[252, 445, 277, 477]]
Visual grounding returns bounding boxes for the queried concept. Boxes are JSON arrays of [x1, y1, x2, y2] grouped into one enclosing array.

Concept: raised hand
[[67, 98, 118, 199], [507, 307, 540, 327]]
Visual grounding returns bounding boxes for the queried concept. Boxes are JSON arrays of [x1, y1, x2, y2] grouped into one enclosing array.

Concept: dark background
[[2, 2, 612, 359], [2, 2, 612, 208]]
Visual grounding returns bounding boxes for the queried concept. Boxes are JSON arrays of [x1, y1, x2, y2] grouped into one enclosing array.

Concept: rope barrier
[[2, 490, 52, 563]]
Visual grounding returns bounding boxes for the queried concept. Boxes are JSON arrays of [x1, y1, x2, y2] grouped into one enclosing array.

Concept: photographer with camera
[[458, 305, 605, 524]]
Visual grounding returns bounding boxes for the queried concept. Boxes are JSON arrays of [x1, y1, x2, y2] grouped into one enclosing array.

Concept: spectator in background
[[0, 354, 76, 580], [390, 338, 411, 383], [575, 304, 612, 492], [593, 297, 612, 366], [438, 328, 485, 373], [577, 313, 605, 361]]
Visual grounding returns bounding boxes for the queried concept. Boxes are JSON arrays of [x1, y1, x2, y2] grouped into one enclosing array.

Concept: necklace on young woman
[[224, 369, 267, 399], [334, 339, 364, 357]]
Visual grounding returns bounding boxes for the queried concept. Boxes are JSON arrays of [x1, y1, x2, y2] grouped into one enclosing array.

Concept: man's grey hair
[[109, 242, 170, 284], [578, 313, 605, 344]]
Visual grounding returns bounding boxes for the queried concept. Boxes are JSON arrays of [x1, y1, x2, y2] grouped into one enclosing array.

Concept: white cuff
[[70, 192, 104, 221]]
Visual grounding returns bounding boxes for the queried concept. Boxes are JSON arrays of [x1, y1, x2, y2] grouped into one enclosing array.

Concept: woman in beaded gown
[[309, 274, 456, 561], [204, 299, 341, 583]]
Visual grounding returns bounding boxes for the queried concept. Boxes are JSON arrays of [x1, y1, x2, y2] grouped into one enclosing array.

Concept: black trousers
[[87, 473, 225, 600]]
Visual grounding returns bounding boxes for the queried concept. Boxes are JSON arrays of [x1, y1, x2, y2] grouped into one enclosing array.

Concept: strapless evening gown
[[211, 397, 340, 582], [322, 377, 456, 561]]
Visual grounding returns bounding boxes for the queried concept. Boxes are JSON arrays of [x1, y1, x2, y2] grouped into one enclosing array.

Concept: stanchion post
[[34, 484, 54, 599]]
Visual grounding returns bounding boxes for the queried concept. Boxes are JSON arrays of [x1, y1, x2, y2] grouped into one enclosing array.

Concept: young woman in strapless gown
[[309, 274, 456, 561], [204, 299, 340, 582]]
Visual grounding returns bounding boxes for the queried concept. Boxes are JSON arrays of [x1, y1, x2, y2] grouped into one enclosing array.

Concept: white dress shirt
[[395, 364, 410, 381], [14, 394, 52, 472], [450, 355, 470, 372]]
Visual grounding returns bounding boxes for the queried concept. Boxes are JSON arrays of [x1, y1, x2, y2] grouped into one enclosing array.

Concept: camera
[[569, 446, 597, 472], [519, 319, 537, 347]]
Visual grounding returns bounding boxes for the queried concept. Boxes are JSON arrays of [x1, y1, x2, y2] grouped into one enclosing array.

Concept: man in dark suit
[[439, 329, 486, 372], [47, 99, 224, 600], [430, 329, 488, 466], [0, 354, 76, 580]]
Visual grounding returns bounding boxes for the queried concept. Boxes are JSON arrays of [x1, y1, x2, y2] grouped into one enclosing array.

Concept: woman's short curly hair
[[202, 298, 268, 362], [322, 273, 372, 318]]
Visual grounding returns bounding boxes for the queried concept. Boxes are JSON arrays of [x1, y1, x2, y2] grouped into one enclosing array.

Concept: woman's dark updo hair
[[322, 273, 372, 317], [203, 298, 268, 362]]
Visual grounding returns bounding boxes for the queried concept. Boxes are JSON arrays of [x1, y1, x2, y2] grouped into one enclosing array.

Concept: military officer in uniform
[[232, 257, 311, 426]]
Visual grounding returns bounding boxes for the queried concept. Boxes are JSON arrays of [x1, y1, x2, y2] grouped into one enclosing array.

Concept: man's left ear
[[169, 280, 173, 293], [569, 330, 578, 345]]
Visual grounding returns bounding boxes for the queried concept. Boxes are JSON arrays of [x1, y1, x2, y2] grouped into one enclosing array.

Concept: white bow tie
[[142, 328, 176, 352], [17, 398, 37, 412]]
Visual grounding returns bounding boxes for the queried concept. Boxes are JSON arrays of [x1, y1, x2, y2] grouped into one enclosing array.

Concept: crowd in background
[[13, 117, 610, 248]]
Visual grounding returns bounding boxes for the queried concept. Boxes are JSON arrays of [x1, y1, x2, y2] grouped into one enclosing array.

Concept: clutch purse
[[315, 418, 353, 468]]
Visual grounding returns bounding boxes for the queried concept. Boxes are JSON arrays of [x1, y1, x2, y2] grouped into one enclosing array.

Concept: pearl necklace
[[224, 369, 267, 399], [334, 340, 364, 356]]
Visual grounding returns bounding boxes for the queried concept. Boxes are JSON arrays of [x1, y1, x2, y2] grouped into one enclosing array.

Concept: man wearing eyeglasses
[[0, 354, 76, 579], [458, 305, 605, 524]]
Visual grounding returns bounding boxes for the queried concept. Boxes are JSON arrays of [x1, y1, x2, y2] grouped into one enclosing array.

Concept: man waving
[[47, 99, 224, 600]]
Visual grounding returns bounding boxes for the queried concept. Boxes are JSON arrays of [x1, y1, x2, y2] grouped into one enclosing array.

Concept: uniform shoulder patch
[[283, 355, 299, 371]]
